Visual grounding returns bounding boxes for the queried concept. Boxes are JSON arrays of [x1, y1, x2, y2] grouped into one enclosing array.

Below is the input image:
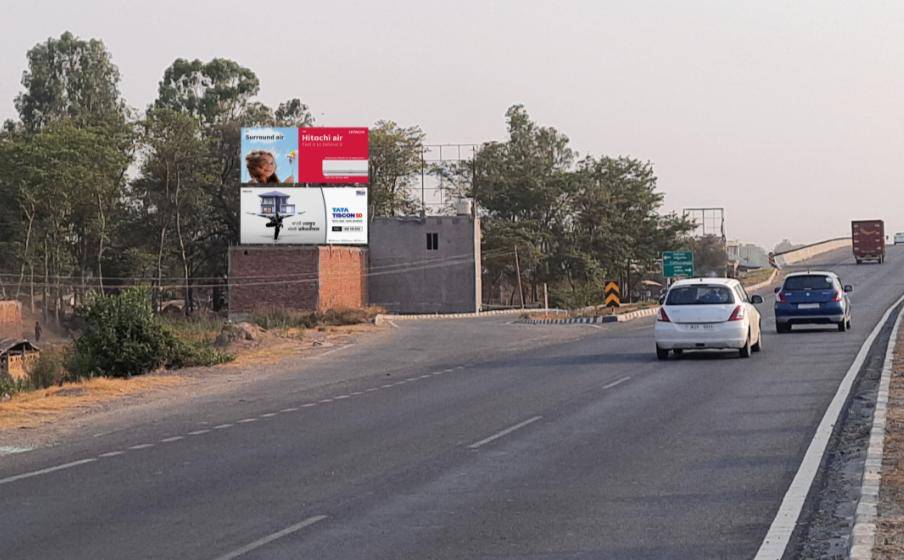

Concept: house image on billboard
[[258, 191, 296, 217]]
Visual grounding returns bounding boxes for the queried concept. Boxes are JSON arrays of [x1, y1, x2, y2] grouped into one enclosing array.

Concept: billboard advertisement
[[298, 127, 369, 183], [240, 128, 298, 184], [240, 127, 368, 184], [240, 187, 368, 245]]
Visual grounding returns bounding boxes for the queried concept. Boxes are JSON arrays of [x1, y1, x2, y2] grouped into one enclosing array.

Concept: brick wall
[[318, 246, 367, 311], [0, 300, 23, 339], [228, 247, 320, 316]]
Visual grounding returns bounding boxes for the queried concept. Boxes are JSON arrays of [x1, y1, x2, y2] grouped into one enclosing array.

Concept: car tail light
[[832, 291, 842, 302], [776, 291, 787, 303], [657, 308, 671, 322], [728, 305, 745, 321]]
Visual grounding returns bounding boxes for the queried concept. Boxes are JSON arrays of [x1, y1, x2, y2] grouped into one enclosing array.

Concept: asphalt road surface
[[2, 246, 903, 559]]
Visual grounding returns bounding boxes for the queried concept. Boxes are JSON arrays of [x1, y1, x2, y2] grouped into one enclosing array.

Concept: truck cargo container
[[852, 219, 885, 264]]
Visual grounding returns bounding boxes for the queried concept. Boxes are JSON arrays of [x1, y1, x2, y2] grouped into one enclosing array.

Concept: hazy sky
[[3, 0, 902, 249]]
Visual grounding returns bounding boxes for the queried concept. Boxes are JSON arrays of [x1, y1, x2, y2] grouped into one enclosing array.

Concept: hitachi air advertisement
[[240, 187, 368, 245], [240, 127, 368, 184]]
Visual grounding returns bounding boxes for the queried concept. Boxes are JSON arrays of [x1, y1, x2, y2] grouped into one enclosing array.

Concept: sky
[[2, 0, 903, 250]]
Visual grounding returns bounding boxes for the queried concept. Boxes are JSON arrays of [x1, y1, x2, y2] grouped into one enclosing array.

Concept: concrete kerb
[[374, 308, 542, 325], [849, 304, 904, 560]]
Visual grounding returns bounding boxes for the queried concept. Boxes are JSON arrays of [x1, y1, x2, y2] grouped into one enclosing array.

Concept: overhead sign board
[[662, 251, 694, 277], [241, 127, 368, 185], [240, 187, 368, 245]]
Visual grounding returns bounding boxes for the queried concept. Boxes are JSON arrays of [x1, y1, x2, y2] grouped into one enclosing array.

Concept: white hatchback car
[[654, 278, 764, 360]]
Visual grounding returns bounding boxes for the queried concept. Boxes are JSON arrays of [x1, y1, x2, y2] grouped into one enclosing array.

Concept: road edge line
[[848, 305, 904, 559], [754, 293, 904, 559]]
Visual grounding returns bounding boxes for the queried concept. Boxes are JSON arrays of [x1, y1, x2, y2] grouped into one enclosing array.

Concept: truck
[[852, 219, 885, 264]]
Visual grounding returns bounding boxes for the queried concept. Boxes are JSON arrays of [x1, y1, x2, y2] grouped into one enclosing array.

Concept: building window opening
[[427, 232, 439, 251]]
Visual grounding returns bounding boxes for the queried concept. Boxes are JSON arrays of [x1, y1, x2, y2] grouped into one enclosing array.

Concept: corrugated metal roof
[[0, 338, 38, 355]]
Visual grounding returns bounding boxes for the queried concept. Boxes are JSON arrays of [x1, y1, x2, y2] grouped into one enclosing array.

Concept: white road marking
[[187, 429, 210, 436], [259, 413, 278, 418], [312, 344, 353, 359], [405, 377, 418, 382], [161, 436, 184, 443], [0, 458, 97, 486], [365, 388, 379, 392], [381, 384, 393, 388], [454, 366, 465, 370], [301, 403, 317, 408], [98, 451, 124, 458], [318, 399, 334, 404], [214, 424, 233, 430], [387, 320, 400, 329], [0, 446, 33, 456], [602, 376, 631, 390], [127, 444, 154, 450], [755, 292, 904, 559], [418, 375, 431, 379], [237, 419, 257, 424], [432, 371, 443, 376], [334, 395, 349, 400], [467, 416, 544, 449], [350, 391, 363, 396], [212, 515, 328, 560], [280, 407, 299, 413]]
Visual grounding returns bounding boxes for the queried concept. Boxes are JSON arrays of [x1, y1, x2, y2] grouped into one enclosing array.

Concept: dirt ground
[[0, 322, 381, 433], [875, 322, 904, 558]]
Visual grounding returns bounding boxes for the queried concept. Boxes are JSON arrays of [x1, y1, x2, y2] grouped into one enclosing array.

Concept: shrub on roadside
[[250, 306, 379, 331], [27, 350, 66, 389], [70, 288, 232, 378]]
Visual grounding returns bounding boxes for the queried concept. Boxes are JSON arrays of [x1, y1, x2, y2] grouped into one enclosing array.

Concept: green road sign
[[663, 251, 694, 277]]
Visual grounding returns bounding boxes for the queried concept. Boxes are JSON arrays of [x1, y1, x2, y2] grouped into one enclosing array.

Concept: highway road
[[1, 245, 903, 559]]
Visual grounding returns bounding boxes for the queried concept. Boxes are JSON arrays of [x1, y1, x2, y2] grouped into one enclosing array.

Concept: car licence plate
[[687, 324, 715, 330], [798, 303, 820, 310]]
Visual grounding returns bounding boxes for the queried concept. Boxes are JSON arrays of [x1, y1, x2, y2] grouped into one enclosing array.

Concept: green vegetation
[[250, 307, 378, 331], [69, 288, 231, 379], [0, 31, 702, 318]]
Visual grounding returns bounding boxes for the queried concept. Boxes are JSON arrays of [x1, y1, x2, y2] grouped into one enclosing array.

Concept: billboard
[[241, 127, 368, 184], [240, 128, 298, 184], [298, 127, 369, 183], [240, 187, 368, 245]]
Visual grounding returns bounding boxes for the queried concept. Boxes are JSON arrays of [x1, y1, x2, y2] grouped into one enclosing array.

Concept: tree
[[15, 32, 126, 131], [685, 235, 729, 276], [154, 58, 260, 126], [368, 121, 425, 217]]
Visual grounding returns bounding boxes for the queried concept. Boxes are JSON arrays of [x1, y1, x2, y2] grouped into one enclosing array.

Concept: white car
[[655, 277, 764, 360], [895, 232, 904, 245]]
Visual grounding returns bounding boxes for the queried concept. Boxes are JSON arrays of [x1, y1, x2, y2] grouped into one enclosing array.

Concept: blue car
[[774, 271, 852, 333]]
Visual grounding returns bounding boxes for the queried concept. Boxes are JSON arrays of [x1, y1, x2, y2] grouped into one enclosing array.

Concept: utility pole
[[514, 245, 525, 309]]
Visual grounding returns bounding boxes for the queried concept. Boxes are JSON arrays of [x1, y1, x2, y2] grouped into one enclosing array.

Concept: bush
[[27, 350, 65, 389], [71, 288, 208, 378], [251, 307, 378, 330], [0, 376, 29, 397]]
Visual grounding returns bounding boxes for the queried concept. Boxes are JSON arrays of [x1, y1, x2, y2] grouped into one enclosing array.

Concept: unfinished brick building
[[228, 246, 367, 320]]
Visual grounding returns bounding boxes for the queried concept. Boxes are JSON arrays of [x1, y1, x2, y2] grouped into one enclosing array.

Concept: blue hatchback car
[[774, 271, 852, 333]]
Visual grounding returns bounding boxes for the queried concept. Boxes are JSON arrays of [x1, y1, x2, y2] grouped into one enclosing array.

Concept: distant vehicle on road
[[895, 232, 904, 245], [774, 271, 852, 333], [655, 278, 764, 360], [852, 219, 885, 264]]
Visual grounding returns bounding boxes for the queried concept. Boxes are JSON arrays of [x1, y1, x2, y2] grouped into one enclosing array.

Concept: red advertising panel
[[298, 127, 369, 183]]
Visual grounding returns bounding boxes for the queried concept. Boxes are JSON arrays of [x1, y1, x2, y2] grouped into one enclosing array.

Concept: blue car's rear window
[[666, 286, 734, 305], [783, 275, 835, 291]]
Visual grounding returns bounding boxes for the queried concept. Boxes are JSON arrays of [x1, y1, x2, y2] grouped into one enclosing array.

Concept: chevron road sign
[[604, 281, 621, 308]]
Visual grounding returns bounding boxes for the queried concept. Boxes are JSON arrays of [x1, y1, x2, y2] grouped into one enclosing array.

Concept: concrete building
[[368, 213, 481, 314]]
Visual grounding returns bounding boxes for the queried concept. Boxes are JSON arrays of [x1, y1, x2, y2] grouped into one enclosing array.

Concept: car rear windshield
[[783, 275, 835, 291], [666, 285, 735, 305]]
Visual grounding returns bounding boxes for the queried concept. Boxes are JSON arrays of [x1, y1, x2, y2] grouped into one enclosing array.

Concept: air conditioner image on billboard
[[322, 159, 369, 177], [256, 191, 296, 217]]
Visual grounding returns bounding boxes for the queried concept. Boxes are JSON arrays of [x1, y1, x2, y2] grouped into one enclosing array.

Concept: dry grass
[[0, 375, 186, 430], [739, 268, 776, 288], [875, 326, 904, 559]]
